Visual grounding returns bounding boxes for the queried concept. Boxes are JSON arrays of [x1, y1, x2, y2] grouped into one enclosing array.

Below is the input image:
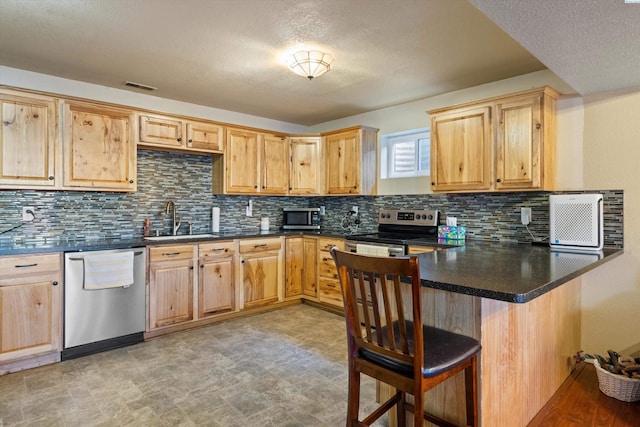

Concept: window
[[381, 128, 430, 178]]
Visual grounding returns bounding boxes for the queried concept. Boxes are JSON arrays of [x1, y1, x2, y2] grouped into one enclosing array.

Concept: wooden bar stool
[[330, 248, 481, 427]]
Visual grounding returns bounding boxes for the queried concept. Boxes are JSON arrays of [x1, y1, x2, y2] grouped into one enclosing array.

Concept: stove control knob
[[421, 214, 427, 219], [428, 214, 434, 220]]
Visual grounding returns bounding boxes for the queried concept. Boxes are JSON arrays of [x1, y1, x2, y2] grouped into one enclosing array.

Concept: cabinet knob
[[431, 182, 435, 186], [241, 259, 245, 264], [129, 180, 134, 184], [48, 176, 54, 180], [52, 281, 58, 286], [496, 178, 502, 183], [536, 123, 541, 129], [200, 264, 204, 268], [177, 137, 182, 142], [254, 185, 258, 189], [188, 139, 193, 143], [189, 266, 194, 270]]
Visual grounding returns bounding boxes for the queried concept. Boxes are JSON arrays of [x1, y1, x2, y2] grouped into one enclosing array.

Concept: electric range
[[345, 209, 439, 256]]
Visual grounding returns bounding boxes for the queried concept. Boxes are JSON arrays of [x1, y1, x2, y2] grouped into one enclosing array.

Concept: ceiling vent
[[124, 81, 157, 91]]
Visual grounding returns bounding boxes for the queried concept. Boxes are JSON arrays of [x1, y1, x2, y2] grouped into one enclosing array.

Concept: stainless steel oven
[[345, 209, 439, 257]]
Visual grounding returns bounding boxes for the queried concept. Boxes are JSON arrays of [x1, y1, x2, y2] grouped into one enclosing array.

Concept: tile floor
[[0, 304, 384, 426]]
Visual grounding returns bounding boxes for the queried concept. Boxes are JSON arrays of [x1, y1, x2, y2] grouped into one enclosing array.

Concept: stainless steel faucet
[[164, 200, 182, 235]]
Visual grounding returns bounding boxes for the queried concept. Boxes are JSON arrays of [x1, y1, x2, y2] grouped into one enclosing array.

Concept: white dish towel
[[356, 243, 390, 257], [83, 251, 134, 290]]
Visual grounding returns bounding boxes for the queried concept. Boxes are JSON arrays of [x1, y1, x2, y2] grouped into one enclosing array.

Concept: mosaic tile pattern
[[0, 149, 624, 247], [0, 305, 384, 427]]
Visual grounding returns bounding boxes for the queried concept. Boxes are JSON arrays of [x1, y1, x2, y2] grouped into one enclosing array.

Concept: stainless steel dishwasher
[[62, 247, 146, 360]]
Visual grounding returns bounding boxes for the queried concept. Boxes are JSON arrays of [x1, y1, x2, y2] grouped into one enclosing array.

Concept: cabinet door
[[302, 237, 318, 297], [139, 114, 183, 147], [0, 91, 57, 188], [0, 278, 61, 358], [199, 256, 235, 316], [241, 252, 279, 308], [495, 95, 542, 190], [261, 134, 289, 194], [325, 130, 360, 194], [289, 137, 320, 195], [186, 121, 224, 152], [149, 259, 194, 329], [430, 106, 492, 192], [63, 103, 136, 191], [285, 237, 303, 297], [226, 128, 259, 193]]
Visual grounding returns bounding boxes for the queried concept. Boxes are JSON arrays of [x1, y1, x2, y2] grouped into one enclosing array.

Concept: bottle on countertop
[[143, 218, 152, 237]]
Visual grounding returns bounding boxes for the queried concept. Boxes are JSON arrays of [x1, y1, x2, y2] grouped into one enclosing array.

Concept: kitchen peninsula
[[378, 242, 623, 427]]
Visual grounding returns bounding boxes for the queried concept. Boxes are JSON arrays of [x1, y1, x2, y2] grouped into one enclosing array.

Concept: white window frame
[[380, 128, 430, 179]]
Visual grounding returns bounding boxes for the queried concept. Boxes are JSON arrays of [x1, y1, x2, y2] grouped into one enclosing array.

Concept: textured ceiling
[[0, 0, 545, 126], [470, 0, 640, 96]]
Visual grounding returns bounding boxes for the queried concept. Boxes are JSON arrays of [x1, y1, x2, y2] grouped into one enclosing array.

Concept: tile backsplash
[[0, 150, 624, 247]]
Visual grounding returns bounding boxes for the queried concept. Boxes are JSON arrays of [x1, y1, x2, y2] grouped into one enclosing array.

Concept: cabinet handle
[[162, 252, 181, 256], [52, 281, 58, 286], [48, 176, 54, 180], [209, 248, 226, 252], [15, 263, 38, 268], [254, 243, 268, 248]]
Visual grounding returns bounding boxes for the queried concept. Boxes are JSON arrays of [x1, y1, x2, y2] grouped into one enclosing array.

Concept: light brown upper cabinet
[[322, 126, 378, 195], [289, 136, 321, 195], [428, 87, 558, 193], [138, 113, 224, 153], [0, 89, 58, 189], [219, 127, 289, 194], [63, 101, 136, 191]]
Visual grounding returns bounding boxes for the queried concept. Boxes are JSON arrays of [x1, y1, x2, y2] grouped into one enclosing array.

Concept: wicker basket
[[593, 359, 640, 402]]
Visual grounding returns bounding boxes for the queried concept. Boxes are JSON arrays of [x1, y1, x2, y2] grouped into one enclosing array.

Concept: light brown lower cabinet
[[239, 238, 283, 308], [148, 244, 195, 330], [284, 236, 318, 298], [198, 241, 236, 317], [0, 253, 62, 374]]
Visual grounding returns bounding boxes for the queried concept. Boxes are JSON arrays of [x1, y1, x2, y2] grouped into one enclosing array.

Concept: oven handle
[[388, 247, 405, 257]]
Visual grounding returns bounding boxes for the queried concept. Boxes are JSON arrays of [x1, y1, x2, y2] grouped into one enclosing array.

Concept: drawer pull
[[254, 244, 268, 248], [15, 263, 38, 268], [210, 248, 227, 252], [162, 252, 182, 256]]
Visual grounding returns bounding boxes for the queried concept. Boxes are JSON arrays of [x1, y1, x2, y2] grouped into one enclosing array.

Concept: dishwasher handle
[[68, 250, 144, 261]]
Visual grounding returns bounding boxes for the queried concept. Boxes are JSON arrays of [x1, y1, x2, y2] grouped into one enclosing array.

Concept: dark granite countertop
[[0, 232, 622, 305], [412, 241, 623, 303]]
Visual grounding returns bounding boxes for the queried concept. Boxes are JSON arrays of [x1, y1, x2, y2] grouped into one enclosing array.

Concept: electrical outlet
[[521, 207, 531, 225], [22, 206, 35, 222]]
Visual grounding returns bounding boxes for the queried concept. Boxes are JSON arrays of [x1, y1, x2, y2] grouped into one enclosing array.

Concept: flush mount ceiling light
[[289, 50, 334, 80]]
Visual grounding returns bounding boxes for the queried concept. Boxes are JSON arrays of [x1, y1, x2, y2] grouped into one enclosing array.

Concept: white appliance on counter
[[550, 194, 603, 252], [62, 247, 146, 360]]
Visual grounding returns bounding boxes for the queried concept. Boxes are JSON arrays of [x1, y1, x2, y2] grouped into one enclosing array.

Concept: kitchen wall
[[580, 89, 640, 355], [0, 146, 623, 248]]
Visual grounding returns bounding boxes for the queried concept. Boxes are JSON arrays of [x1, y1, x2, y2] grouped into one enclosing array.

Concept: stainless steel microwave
[[282, 208, 321, 230]]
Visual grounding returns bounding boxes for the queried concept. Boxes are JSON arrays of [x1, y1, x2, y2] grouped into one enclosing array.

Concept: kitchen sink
[[144, 233, 219, 241]]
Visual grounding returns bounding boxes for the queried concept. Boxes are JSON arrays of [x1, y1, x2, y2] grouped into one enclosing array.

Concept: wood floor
[[528, 361, 640, 426]]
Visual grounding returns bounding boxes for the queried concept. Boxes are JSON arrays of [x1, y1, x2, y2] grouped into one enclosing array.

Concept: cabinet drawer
[[0, 253, 61, 278], [199, 241, 235, 258], [318, 237, 344, 252], [318, 251, 338, 279], [407, 246, 436, 254], [318, 278, 343, 306], [149, 245, 194, 262], [239, 238, 281, 253]]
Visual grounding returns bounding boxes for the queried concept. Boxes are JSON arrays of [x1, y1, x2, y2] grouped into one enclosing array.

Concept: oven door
[[345, 240, 406, 257]]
